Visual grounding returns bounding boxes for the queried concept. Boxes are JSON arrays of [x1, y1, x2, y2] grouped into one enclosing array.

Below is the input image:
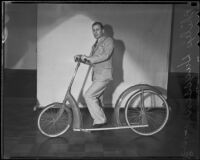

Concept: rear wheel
[[125, 90, 169, 136], [38, 103, 72, 137]]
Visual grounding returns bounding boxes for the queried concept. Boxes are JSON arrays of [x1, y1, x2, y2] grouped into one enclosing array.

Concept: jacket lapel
[[91, 37, 106, 56]]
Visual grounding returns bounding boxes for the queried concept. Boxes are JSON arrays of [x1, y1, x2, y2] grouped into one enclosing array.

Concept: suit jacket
[[88, 36, 114, 81]]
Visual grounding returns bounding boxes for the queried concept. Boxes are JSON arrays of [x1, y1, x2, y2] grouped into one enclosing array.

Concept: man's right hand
[[74, 55, 91, 65], [74, 55, 82, 62], [81, 55, 91, 65]]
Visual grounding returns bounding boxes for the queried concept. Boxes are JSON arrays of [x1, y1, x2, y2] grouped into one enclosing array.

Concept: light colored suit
[[89, 36, 114, 81], [84, 36, 114, 125]]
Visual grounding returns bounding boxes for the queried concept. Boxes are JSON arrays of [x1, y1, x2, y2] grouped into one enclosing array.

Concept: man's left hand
[[81, 55, 91, 65]]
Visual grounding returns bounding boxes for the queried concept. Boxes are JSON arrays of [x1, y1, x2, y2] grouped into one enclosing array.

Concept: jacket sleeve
[[88, 38, 114, 64]]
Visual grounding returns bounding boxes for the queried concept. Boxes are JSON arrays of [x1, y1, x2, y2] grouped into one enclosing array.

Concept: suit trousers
[[84, 80, 110, 125]]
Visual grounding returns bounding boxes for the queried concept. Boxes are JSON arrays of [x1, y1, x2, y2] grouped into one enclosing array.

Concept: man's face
[[92, 24, 104, 40]]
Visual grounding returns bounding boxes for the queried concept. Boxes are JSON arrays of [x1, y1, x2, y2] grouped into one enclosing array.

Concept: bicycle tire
[[125, 89, 169, 136], [38, 103, 72, 137], [114, 84, 163, 127]]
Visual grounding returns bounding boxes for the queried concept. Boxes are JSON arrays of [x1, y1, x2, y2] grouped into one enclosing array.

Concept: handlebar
[[74, 55, 81, 62], [74, 55, 90, 64]]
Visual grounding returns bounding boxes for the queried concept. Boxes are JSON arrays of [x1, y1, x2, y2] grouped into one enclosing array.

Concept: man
[[75, 22, 114, 128]]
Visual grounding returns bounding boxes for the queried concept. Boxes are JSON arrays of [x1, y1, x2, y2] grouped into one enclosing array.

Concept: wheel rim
[[38, 103, 72, 137], [125, 90, 169, 136]]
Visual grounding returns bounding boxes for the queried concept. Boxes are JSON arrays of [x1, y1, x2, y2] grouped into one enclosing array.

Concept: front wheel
[[37, 103, 72, 137], [125, 90, 169, 136]]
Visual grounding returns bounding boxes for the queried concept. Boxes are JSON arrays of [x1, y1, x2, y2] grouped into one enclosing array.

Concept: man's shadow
[[103, 24, 125, 108]]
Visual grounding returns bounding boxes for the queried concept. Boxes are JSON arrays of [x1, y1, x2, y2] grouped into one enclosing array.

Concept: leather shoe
[[92, 122, 107, 128]]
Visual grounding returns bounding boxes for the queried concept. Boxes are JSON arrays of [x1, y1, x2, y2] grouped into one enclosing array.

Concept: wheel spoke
[[145, 114, 159, 130], [127, 111, 139, 117], [128, 115, 140, 123], [127, 110, 140, 122]]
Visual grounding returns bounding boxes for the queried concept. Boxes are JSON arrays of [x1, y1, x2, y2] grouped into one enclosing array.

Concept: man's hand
[[81, 55, 91, 65], [74, 55, 82, 62], [74, 55, 91, 64]]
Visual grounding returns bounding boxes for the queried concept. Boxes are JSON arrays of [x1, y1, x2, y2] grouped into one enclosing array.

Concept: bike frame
[[37, 59, 170, 138], [62, 62, 83, 130], [63, 62, 149, 131]]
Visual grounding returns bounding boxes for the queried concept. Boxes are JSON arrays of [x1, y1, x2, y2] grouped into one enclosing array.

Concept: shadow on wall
[[103, 24, 125, 107]]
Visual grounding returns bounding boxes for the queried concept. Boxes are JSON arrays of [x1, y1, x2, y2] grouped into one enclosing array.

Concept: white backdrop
[[37, 4, 172, 107]]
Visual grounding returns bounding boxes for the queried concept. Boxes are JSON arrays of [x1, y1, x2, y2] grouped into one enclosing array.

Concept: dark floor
[[2, 97, 199, 159]]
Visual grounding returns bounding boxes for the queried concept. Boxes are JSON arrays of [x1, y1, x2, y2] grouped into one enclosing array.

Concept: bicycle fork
[[140, 89, 148, 125]]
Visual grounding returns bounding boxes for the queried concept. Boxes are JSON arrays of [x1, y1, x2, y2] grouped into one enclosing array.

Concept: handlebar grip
[[83, 58, 87, 62], [74, 55, 90, 64], [83, 58, 90, 64], [75, 55, 81, 62]]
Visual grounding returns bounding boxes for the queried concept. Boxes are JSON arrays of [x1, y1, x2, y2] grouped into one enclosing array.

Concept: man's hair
[[92, 22, 104, 29]]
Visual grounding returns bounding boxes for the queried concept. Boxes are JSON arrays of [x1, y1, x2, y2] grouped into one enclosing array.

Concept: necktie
[[94, 40, 98, 48], [90, 41, 98, 56]]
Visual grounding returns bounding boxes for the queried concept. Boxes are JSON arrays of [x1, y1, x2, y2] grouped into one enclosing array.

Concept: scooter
[[37, 55, 169, 137]]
